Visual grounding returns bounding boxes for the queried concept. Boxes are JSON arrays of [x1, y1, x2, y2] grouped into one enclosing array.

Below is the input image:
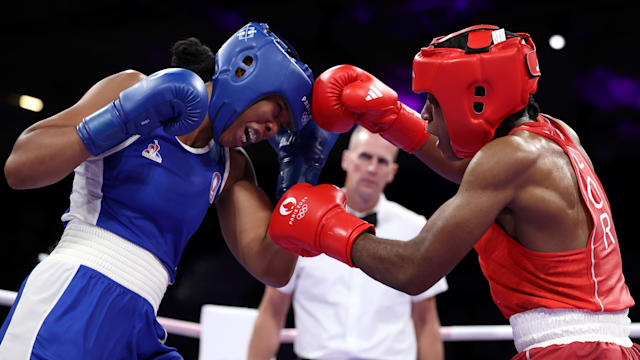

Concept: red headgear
[[412, 25, 541, 158]]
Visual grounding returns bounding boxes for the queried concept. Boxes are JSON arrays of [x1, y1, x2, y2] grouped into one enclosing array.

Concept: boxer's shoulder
[[465, 136, 538, 188]]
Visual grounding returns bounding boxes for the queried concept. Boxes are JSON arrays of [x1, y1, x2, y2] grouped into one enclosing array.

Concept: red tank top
[[474, 114, 634, 318]]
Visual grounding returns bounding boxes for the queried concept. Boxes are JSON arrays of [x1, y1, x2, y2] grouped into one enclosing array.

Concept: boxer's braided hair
[[170, 37, 215, 82]]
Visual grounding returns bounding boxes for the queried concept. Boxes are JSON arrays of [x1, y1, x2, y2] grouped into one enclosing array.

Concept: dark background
[[1, 1, 639, 359]]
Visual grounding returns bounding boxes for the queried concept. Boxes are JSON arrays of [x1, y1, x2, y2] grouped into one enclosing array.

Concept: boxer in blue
[[0, 23, 337, 359]]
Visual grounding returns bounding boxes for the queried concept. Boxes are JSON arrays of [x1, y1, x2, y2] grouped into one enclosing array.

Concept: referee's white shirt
[[277, 194, 448, 360]]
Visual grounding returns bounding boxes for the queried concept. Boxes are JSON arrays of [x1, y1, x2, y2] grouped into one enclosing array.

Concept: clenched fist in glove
[[268, 183, 374, 266], [312, 64, 429, 153], [77, 68, 208, 156], [268, 121, 339, 200]]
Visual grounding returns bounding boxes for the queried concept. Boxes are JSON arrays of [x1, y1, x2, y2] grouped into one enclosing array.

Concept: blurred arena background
[[1, 1, 638, 358]]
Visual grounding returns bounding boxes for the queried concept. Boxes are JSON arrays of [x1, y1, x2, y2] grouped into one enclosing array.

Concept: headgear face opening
[[209, 22, 314, 143], [412, 25, 541, 158]]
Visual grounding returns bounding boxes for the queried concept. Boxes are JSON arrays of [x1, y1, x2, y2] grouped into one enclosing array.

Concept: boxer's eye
[[234, 56, 254, 78]]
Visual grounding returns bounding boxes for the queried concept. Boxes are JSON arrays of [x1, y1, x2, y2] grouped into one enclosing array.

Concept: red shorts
[[513, 342, 640, 359]]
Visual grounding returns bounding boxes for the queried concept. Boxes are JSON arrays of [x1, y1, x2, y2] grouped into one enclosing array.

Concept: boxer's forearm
[[351, 232, 441, 296]]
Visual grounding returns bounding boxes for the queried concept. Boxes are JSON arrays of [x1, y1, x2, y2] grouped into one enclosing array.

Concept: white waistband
[[510, 307, 632, 352], [49, 221, 169, 313]]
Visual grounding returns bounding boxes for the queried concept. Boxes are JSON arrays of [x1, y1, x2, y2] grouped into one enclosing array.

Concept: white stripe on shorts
[[0, 259, 79, 360]]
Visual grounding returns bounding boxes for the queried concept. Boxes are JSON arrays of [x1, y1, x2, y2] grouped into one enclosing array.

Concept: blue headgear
[[209, 22, 314, 143]]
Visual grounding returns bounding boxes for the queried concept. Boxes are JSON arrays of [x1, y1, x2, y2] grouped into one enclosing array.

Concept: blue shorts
[[0, 256, 181, 359]]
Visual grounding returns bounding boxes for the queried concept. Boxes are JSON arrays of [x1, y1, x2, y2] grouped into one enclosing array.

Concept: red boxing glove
[[269, 183, 374, 266], [312, 64, 429, 153]]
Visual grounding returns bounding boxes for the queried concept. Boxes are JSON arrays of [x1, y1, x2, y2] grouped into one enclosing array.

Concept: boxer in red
[[268, 25, 640, 359]]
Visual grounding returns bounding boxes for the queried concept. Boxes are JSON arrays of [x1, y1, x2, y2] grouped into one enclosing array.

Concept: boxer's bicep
[[411, 144, 524, 284]]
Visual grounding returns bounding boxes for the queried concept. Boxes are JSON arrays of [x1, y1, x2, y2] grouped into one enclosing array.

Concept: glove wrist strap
[[76, 102, 128, 156], [320, 210, 375, 267]]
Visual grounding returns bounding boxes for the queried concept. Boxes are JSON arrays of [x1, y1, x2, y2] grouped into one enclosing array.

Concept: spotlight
[[18, 95, 43, 112], [549, 34, 566, 50]]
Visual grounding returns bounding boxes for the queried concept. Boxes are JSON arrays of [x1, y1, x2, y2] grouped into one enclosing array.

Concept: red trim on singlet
[[474, 114, 634, 318]]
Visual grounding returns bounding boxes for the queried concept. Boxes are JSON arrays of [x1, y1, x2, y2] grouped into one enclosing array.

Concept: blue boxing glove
[[269, 120, 339, 199], [77, 68, 208, 156]]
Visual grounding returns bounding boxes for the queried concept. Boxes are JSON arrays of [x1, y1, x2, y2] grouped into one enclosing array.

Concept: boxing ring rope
[[2, 289, 639, 342]]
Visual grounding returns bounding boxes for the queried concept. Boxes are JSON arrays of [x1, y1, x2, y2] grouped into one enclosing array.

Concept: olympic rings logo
[[296, 203, 308, 220]]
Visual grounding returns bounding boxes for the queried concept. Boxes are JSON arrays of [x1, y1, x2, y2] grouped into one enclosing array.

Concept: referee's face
[[342, 130, 398, 203]]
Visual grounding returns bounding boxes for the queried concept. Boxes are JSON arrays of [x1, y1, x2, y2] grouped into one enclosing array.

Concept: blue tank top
[[61, 128, 230, 282]]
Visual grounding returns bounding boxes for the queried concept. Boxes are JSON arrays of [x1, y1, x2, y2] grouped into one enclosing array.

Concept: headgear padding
[[412, 25, 541, 158], [209, 22, 313, 143]]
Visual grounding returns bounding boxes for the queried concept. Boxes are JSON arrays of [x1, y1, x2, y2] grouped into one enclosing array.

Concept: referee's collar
[[344, 192, 386, 218]]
